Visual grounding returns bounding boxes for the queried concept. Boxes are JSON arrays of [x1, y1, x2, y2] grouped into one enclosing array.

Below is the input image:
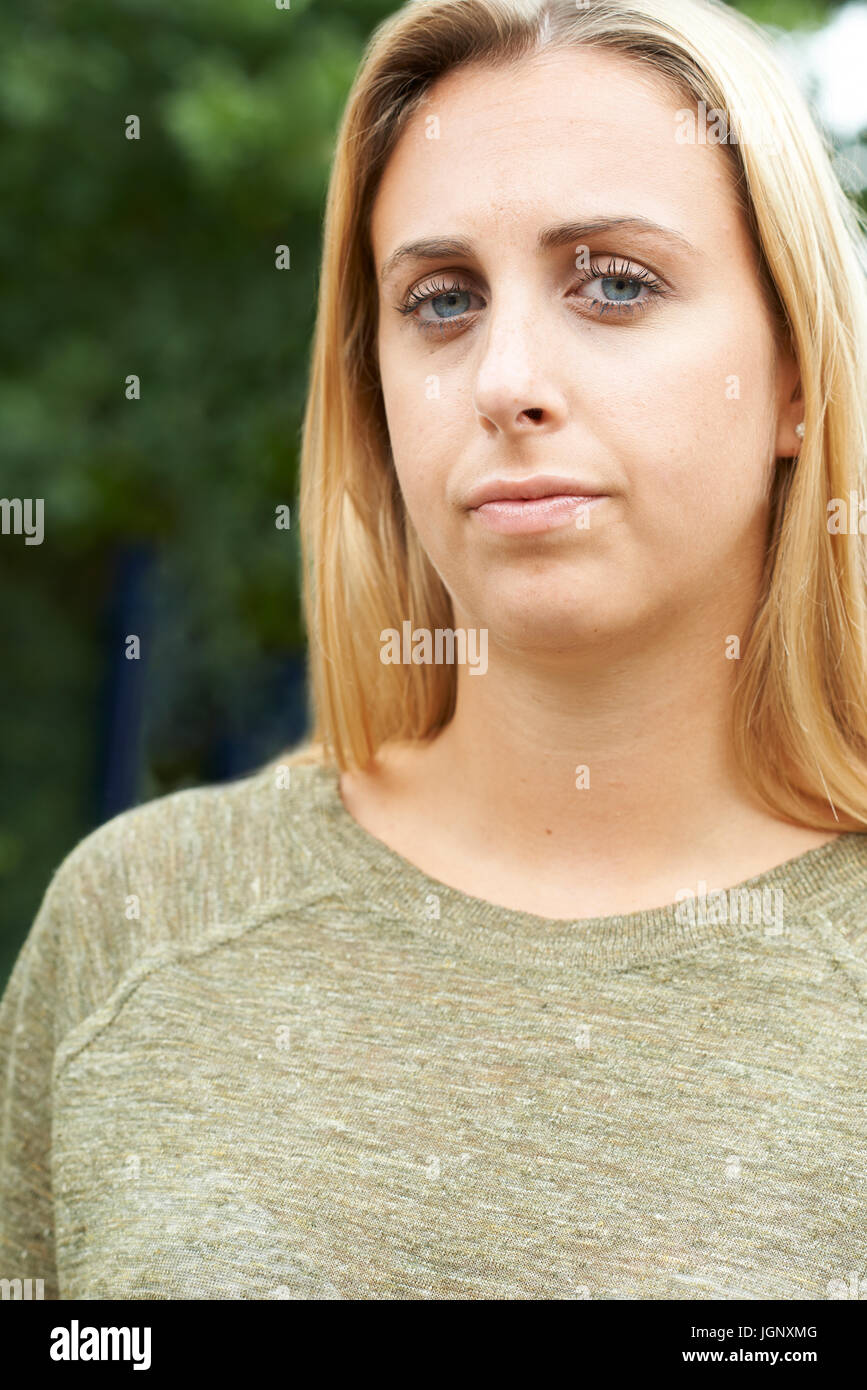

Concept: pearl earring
[[794, 421, 805, 440]]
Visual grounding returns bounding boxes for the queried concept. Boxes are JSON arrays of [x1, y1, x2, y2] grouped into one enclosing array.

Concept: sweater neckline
[[294, 758, 864, 973]]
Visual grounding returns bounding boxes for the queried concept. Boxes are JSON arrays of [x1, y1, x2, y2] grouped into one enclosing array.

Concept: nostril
[[524, 408, 543, 421]]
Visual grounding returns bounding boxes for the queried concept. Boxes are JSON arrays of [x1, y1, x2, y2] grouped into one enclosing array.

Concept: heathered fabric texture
[[1, 752, 866, 1301]]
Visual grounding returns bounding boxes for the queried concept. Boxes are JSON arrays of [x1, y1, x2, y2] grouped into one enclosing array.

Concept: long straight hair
[[291, 0, 867, 832]]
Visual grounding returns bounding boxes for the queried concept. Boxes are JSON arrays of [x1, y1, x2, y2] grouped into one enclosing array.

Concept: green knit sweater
[[1, 753, 866, 1300]]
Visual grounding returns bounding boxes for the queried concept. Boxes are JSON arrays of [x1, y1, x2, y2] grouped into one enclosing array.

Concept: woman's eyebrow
[[379, 216, 700, 285], [539, 216, 699, 258]]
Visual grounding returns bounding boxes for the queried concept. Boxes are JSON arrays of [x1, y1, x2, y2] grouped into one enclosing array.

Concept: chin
[[481, 606, 626, 654]]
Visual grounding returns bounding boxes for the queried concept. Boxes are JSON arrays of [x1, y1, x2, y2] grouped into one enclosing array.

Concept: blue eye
[[570, 257, 664, 318], [396, 256, 665, 335], [428, 288, 472, 318], [598, 276, 642, 301], [398, 278, 481, 330]]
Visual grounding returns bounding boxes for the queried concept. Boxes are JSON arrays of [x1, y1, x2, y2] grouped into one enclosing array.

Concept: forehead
[[371, 46, 747, 269]]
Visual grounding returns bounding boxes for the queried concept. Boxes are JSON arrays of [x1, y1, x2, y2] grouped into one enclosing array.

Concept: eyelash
[[396, 256, 666, 334]]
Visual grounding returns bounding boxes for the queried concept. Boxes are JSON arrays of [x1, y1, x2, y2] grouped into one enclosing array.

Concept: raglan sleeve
[[0, 860, 67, 1301]]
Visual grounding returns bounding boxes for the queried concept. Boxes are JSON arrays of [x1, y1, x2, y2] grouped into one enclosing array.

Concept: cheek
[[602, 313, 775, 521], [380, 346, 465, 512]]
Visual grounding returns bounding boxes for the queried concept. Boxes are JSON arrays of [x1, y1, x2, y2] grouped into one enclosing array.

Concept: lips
[[468, 491, 609, 536], [464, 474, 607, 510]]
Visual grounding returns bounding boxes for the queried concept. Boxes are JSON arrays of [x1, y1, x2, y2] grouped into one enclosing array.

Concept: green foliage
[[0, 0, 396, 981], [738, 0, 832, 32]]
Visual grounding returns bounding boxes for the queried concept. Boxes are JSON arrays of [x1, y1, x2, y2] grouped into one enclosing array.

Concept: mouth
[[465, 475, 609, 536]]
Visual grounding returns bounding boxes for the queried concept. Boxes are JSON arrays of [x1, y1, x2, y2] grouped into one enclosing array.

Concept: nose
[[472, 292, 569, 437]]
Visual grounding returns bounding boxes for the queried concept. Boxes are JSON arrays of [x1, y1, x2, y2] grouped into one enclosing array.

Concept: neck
[[412, 596, 814, 881]]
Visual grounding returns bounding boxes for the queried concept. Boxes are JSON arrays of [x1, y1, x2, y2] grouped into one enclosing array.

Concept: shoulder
[[800, 830, 867, 1001], [52, 743, 333, 913], [29, 744, 336, 1029]]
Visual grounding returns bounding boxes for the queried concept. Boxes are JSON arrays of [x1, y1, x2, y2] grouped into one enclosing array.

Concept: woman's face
[[370, 47, 801, 651]]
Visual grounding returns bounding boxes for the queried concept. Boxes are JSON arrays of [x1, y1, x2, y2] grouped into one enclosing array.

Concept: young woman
[[3, 0, 867, 1301]]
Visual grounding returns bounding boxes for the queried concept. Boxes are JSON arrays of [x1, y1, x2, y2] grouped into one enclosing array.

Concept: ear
[[774, 344, 804, 457]]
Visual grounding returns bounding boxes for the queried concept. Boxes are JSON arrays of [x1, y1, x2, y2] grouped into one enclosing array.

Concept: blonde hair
[[290, 0, 867, 832]]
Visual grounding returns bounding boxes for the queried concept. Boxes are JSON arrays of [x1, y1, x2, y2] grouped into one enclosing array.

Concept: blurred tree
[[0, 0, 397, 979]]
